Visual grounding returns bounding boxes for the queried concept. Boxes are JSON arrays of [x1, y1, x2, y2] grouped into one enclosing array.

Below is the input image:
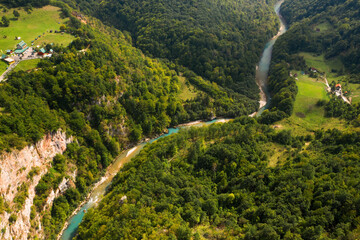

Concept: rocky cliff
[[0, 131, 72, 240]]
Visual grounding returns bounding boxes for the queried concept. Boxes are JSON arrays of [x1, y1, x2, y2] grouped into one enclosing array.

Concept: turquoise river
[[60, 1, 287, 238]]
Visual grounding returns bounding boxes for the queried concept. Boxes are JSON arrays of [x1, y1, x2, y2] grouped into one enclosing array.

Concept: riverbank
[[254, 0, 287, 116], [58, 118, 231, 239], [58, 1, 287, 238]]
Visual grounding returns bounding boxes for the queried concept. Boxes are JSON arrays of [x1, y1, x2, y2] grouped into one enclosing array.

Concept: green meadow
[[0, 6, 74, 52], [178, 75, 198, 101], [313, 21, 332, 34], [33, 33, 74, 47], [298, 52, 360, 103], [13, 59, 40, 72], [0, 60, 8, 74], [299, 52, 343, 74], [277, 73, 346, 135]]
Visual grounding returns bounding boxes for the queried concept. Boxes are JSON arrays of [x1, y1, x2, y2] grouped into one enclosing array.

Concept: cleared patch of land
[[0, 60, 7, 74], [298, 52, 360, 103], [299, 52, 343, 74], [33, 33, 74, 47], [312, 21, 332, 34], [0, 6, 74, 52], [276, 71, 346, 135], [178, 75, 198, 101], [13, 59, 40, 72], [264, 142, 288, 168]]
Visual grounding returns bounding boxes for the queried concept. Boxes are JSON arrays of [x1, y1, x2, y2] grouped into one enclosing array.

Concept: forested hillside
[[259, 0, 360, 124], [0, 2, 261, 238], [76, 118, 360, 239], [0, 0, 49, 7], [61, 0, 279, 100], [277, 0, 360, 74]]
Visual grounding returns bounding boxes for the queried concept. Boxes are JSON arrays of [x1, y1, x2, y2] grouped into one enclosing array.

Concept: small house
[[14, 46, 29, 54], [3, 57, 15, 65], [49, 49, 54, 53], [17, 40, 27, 50], [335, 84, 342, 90], [6, 49, 12, 54], [1, 54, 7, 59], [310, 67, 317, 73], [38, 48, 46, 55]]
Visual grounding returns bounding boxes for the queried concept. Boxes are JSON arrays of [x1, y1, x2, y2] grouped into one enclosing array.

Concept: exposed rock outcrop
[[0, 131, 72, 240]]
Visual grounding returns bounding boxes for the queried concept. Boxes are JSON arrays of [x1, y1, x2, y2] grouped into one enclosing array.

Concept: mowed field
[[0, 6, 74, 52], [13, 59, 40, 72], [0, 60, 7, 72], [298, 52, 360, 103]]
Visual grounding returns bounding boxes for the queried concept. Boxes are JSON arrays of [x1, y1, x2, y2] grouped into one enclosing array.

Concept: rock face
[[0, 130, 72, 240]]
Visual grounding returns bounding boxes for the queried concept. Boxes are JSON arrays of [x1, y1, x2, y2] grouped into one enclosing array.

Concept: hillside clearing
[[276, 71, 346, 135], [0, 6, 74, 52], [13, 59, 40, 72], [178, 75, 198, 101]]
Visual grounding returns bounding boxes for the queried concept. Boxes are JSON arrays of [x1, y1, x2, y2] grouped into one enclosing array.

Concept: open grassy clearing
[[298, 52, 360, 103], [275, 71, 348, 135], [347, 83, 360, 103], [13, 59, 40, 72], [193, 224, 242, 239], [0, 6, 72, 52], [312, 21, 332, 34], [32, 33, 74, 47], [0, 60, 7, 74], [178, 75, 198, 101], [299, 52, 343, 74], [262, 142, 288, 168]]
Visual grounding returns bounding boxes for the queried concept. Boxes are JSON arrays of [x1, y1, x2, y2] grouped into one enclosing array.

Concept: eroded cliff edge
[[0, 130, 72, 240]]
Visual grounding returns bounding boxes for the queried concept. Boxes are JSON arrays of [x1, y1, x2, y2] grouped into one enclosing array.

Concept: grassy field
[[275, 72, 347, 135], [13, 59, 40, 72], [263, 142, 288, 168], [178, 75, 198, 101], [33, 33, 74, 47], [299, 52, 343, 74], [0, 6, 74, 52], [298, 52, 360, 103], [0, 60, 8, 74], [313, 21, 332, 35]]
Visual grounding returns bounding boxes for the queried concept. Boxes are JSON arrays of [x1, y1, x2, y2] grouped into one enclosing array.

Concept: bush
[[9, 214, 17, 224]]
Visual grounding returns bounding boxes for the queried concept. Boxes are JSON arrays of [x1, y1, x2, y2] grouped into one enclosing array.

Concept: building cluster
[[1, 40, 54, 65]]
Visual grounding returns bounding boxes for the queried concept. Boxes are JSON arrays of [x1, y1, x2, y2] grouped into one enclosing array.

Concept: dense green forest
[[259, 62, 298, 124], [261, 0, 360, 123], [0, 0, 50, 7], [276, 0, 360, 75], [76, 118, 360, 239], [60, 0, 279, 101], [3, 0, 360, 239], [0, 3, 259, 238]]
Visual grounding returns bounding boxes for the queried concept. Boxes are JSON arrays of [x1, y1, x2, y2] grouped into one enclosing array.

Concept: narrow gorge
[[0, 131, 72, 240]]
